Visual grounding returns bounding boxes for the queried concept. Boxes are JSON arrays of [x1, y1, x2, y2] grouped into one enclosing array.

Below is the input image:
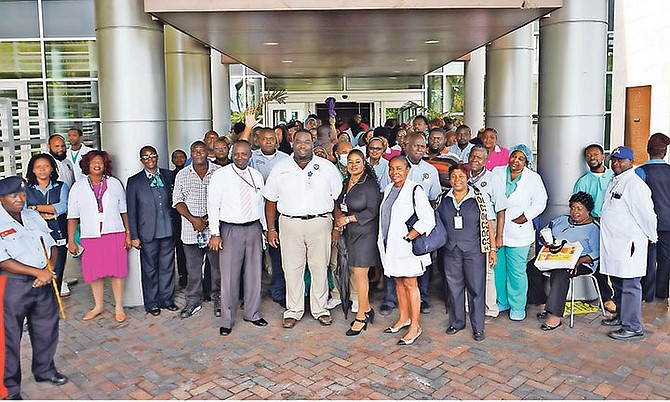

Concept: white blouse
[[67, 176, 127, 239]]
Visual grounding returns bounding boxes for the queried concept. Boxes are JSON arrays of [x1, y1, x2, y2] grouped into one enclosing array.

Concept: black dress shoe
[[35, 372, 68, 386], [164, 304, 179, 312], [446, 326, 464, 335], [540, 321, 562, 331], [148, 306, 161, 316], [380, 305, 393, 316], [536, 311, 550, 320], [219, 327, 232, 336], [244, 318, 268, 327], [6, 393, 22, 400], [608, 328, 643, 340], [601, 317, 621, 327], [420, 301, 431, 314], [473, 331, 485, 341]]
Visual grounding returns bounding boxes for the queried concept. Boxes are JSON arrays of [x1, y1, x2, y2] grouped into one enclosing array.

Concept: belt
[[282, 213, 329, 220], [221, 220, 259, 227]]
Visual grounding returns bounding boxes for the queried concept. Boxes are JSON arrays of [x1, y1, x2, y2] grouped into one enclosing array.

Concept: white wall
[[610, 0, 670, 146]]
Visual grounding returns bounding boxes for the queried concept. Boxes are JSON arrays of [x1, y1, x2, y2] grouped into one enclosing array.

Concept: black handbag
[[405, 185, 447, 256]]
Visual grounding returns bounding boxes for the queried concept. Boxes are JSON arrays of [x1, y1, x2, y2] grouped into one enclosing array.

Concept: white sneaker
[[60, 282, 71, 297], [326, 298, 342, 310], [351, 299, 359, 313]]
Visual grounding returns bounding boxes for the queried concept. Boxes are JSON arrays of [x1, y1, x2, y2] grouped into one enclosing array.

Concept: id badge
[[56, 238, 67, 246], [454, 215, 463, 230], [340, 203, 348, 213]]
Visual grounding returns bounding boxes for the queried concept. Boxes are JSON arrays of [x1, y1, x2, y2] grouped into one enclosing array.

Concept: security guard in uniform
[[0, 176, 67, 400]]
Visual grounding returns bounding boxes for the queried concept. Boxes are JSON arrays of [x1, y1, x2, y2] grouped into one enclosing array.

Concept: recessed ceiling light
[[393, 70, 401, 74], [263, 42, 279, 46], [425, 39, 440, 44], [405, 58, 417, 62], [389, 77, 397, 80], [294, 72, 304, 75], [281, 60, 293, 63]]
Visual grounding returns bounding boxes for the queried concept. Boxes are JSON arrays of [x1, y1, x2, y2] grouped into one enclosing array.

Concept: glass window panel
[[606, 73, 612, 112], [45, 41, 97, 78], [604, 113, 611, 151], [447, 75, 464, 114], [607, 32, 614, 72], [0, 41, 42, 79], [607, 0, 615, 31], [427, 75, 443, 113], [229, 64, 244, 76], [0, 1, 39, 38], [49, 120, 100, 149], [43, 0, 95, 38], [27, 81, 44, 101], [46, 81, 99, 119]]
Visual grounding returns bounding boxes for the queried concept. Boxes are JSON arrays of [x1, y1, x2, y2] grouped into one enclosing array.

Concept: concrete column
[[211, 50, 231, 136], [537, 0, 608, 223], [96, 0, 167, 306], [464, 46, 486, 132], [485, 24, 534, 148], [165, 26, 212, 153]]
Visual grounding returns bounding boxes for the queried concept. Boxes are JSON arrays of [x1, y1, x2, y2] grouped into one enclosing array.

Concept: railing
[[0, 97, 48, 178]]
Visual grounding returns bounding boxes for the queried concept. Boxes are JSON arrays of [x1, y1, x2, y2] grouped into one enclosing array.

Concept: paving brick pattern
[[18, 263, 670, 400]]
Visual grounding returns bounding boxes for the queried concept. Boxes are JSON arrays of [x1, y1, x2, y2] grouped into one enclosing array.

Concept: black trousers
[[1, 276, 59, 398], [443, 247, 486, 333], [646, 231, 670, 299], [528, 259, 610, 305], [139, 236, 176, 310], [543, 265, 593, 317]]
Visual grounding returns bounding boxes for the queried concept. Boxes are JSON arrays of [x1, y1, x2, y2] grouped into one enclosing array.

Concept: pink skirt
[[80, 232, 129, 283]]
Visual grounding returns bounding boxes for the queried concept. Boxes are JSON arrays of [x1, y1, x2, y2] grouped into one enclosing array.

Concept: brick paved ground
[[18, 259, 670, 400]]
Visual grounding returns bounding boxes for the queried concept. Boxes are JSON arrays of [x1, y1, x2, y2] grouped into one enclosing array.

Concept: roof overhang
[[145, 0, 560, 79]]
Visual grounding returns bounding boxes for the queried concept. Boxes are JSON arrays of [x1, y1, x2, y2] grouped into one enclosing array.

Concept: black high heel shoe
[[365, 308, 375, 324], [346, 318, 368, 336]]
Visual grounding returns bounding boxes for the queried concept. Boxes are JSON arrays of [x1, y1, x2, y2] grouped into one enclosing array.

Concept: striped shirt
[[172, 161, 220, 244]]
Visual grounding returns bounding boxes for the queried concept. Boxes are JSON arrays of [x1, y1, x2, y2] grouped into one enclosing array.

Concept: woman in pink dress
[[67, 150, 131, 323], [482, 127, 510, 171]]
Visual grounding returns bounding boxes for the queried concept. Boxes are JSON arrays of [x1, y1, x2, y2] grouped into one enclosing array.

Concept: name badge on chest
[[454, 215, 463, 230], [340, 203, 348, 213]]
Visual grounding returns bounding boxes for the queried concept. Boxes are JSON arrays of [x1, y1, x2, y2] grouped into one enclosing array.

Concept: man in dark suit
[[127, 146, 178, 316]]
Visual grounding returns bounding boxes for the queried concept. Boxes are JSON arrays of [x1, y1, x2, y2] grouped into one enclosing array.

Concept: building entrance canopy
[[145, 0, 560, 81]]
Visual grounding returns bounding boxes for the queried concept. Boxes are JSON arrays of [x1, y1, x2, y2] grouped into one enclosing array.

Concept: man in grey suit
[[127, 145, 178, 316]]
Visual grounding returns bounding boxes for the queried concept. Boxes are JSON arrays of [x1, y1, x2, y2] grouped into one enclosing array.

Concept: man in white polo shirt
[[264, 130, 343, 329]]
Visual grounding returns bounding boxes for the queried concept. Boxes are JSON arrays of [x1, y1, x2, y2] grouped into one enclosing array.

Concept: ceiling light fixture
[[405, 58, 417, 62], [281, 60, 293, 63], [425, 39, 440, 44], [263, 42, 279, 46]]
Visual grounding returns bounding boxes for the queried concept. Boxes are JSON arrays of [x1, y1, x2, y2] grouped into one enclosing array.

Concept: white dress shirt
[[263, 156, 342, 216], [67, 144, 94, 182], [67, 176, 127, 238], [208, 164, 267, 235]]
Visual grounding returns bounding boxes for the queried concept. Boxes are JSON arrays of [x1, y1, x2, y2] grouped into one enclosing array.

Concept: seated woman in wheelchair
[[528, 192, 600, 330]]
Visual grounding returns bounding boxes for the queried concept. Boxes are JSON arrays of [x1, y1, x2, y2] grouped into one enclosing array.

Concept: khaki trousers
[[279, 215, 332, 320]]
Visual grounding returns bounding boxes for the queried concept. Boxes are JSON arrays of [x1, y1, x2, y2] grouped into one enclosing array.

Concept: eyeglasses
[[140, 154, 158, 160]]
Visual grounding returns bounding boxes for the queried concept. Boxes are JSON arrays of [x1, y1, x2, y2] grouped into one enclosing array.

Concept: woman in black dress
[[334, 149, 381, 336]]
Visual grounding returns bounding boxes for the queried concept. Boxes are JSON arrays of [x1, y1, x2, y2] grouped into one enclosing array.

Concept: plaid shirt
[[172, 161, 220, 244]]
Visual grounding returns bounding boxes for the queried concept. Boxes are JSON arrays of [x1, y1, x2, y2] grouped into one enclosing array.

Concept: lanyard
[[234, 168, 258, 192], [88, 176, 106, 212], [70, 149, 80, 165]]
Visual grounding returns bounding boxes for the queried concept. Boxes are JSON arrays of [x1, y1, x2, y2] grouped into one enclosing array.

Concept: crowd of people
[[0, 112, 668, 398]]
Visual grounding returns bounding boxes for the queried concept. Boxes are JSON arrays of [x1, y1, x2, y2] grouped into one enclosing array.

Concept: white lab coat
[[491, 166, 548, 247], [378, 180, 435, 277], [600, 168, 657, 278]]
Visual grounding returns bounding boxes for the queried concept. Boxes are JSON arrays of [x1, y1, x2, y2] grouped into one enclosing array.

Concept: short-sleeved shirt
[[263, 156, 343, 216], [368, 157, 391, 191], [172, 161, 220, 244], [408, 160, 441, 201], [469, 168, 508, 219], [250, 149, 289, 182], [447, 143, 475, 162], [0, 206, 56, 279], [484, 145, 510, 171]]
